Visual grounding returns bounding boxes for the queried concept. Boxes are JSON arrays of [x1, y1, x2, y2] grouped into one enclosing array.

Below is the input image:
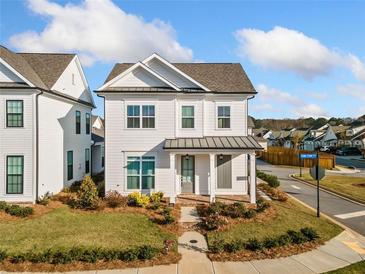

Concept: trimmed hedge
[[210, 227, 319, 253], [257, 170, 280, 188], [0, 202, 33, 218], [0, 245, 161, 264]]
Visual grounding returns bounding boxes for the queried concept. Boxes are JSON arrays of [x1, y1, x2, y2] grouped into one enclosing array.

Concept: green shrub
[[0, 250, 7, 262], [10, 254, 26, 263], [77, 176, 100, 209], [224, 240, 244, 253], [0, 201, 8, 211], [127, 192, 150, 208], [243, 208, 256, 219], [277, 234, 292, 246], [256, 198, 270, 213], [104, 191, 127, 208], [206, 202, 227, 216], [69, 180, 82, 192], [5, 205, 33, 218], [138, 245, 157, 260], [203, 214, 227, 230], [210, 239, 225, 253], [222, 203, 246, 218], [162, 206, 175, 224], [257, 170, 280, 188], [37, 191, 52, 206], [300, 227, 319, 241], [287, 230, 307, 244], [121, 249, 139, 261], [96, 181, 105, 198], [150, 192, 164, 203], [245, 238, 263, 251], [263, 237, 280, 249]]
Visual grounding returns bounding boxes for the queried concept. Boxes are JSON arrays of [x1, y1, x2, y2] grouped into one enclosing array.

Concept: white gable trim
[[0, 57, 35, 87], [143, 53, 210, 91], [98, 61, 181, 91]]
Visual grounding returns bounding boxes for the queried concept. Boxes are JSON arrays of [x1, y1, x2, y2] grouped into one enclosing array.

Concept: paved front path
[[257, 159, 365, 236], [6, 207, 365, 274]]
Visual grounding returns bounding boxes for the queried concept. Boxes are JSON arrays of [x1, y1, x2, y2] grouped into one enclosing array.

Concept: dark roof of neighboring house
[[92, 133, 104, 143], [163, 136, 262, 150], [104, 62, 256, 93], [248, 116, 255, 128], [91, 115, 104, 143]]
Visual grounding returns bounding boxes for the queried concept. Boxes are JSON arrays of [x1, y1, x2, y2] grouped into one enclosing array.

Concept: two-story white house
[[0, 46, 95, 202], [97, 53, 262, 204]]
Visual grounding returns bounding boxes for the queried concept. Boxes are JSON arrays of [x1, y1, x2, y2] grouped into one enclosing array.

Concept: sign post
[[309, 152, 325, 218], [299, 153, 317, 178]]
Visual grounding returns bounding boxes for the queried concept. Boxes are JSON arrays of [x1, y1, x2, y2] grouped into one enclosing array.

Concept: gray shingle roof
[[104, 62, 256, 93], [164, 136, 262, 150]]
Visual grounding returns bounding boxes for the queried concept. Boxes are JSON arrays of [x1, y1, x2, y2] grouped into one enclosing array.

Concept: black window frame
[[76, 111, 81, 134], [67, 150, 73, 180], [85, 148, 90, 174], [86, 113, 90, 135], [6, 155, 24, 194], [6, 100, 24, 128], [101, 145, 105, 168]]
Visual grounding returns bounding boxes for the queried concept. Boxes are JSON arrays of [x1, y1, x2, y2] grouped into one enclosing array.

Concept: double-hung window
[[6, 100, 23, 127], [67, 151, 73, 180], [76, 111, 81, 134], [127, 156, 155, 190], [217, 106, 230, 128], [182, 106, 194, 128], [6, 156, 24, 194], [86, 113, 90, 134], [127, 105, 155, 128], [85, 148, 90, 174]]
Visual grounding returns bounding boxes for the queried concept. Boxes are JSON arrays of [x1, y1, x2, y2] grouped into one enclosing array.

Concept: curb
[[289, 174, 365, 207], [285, 192, 365, 241]]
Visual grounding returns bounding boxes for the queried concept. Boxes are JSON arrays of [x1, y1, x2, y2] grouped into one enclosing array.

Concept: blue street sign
[[300, 154, 317, 159]]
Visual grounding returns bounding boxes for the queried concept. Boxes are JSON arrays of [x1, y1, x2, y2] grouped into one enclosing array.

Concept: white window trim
[[125, 103, 156, 130], [216, 105, 231, 130], [181, 105, 195, 129], [125, 155, 156, 192]]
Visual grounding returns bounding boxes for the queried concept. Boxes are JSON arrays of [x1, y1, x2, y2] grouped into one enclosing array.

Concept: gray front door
[[217, 155, 232, 189], [181, 155, 195, 193]]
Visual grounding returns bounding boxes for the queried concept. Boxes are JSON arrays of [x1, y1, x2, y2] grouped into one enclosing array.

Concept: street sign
[[300, 154, 317, 159], [310, 166, 325, 180]]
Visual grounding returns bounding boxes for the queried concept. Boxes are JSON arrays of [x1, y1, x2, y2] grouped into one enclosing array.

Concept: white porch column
[[209, 153, 216, 203], [249, 152, 257, 204], [170, 153, 177, 204]]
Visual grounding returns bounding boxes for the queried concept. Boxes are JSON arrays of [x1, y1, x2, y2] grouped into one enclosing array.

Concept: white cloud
[[255, 84, 327, 118], [235, 26, 365, 82], [337, 83, 365, 101], [9, 0, 193, 66]]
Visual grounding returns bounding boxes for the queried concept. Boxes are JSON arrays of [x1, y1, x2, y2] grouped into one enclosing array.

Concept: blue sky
[[1, 0, 364, 119]]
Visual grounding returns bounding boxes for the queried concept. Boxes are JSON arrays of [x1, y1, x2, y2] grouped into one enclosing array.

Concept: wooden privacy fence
[[258, 147, 336, 169]]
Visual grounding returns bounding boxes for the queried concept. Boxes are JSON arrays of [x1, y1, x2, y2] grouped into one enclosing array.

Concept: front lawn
[[294, 174, 365, 204], [206, 199, 343, 256], [325, 261, 365, 274]]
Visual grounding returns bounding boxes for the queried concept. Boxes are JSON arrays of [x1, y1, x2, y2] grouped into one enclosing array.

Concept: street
[[336, 155, 365, 170], [257, 160, 365, 236]]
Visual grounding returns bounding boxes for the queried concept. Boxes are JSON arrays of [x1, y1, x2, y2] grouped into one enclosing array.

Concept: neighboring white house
[[301, 125, 337, 151], [97, 53, 262, 204], [91, 115, 105, 175], [0, 46, 95, 202]]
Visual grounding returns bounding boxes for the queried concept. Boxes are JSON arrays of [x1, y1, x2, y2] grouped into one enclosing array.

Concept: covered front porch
[[163, 136, 262, 204]]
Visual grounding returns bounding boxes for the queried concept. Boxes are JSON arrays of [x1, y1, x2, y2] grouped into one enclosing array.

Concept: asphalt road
[[257, 159, 365, 236], [336, 155, 365, 170]]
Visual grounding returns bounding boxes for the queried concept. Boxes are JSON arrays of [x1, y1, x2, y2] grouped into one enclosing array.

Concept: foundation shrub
[[203, 214, 228, 230], [104, 191, 127, 208], [256, 198, 270, 213], [161, 206, 175, 224], [37, 191, 52, 206], [127, 192, 150, 208], [150, 192, 164, 203], [5, 205, 33, 218]]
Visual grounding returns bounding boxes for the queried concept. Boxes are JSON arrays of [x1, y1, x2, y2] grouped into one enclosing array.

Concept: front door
[[217, 155, 232, 189], [181, 155, 195, 193]]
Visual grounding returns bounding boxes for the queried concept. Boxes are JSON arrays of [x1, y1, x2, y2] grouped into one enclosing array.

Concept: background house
[[91, 115, 105, 175]]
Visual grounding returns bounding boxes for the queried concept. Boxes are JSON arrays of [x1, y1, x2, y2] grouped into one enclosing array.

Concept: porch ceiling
[[163, 136, 263, 150]]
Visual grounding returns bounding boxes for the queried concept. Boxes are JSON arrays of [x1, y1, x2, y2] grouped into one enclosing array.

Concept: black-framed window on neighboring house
[[182, 106, 194, 128], [67, 151, 73, 180], [127, 105, 140, 128], [86, 113, 90, 135], [142, 105, 155, 128], [6, 100, 23, 127], [217, 106, 230, 128], [85, 148, 90, 174], [101, 145, 105, 167], [6, 156, 24, 194], [76, 111, 81, 134], [127, 156, 155, 190]]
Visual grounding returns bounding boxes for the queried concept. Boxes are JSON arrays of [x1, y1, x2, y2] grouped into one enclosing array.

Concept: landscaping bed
[[293, 173, 365, 204], [0, 176, 180, 272]]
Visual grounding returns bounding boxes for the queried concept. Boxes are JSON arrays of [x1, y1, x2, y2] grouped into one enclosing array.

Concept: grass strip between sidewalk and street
[[325, 260, 365, 274], [293, 174, 365, 204]]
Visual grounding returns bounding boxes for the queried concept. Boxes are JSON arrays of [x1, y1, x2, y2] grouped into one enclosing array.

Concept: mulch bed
[[0, 252, 181, 272], [208, 240, 323, 261]]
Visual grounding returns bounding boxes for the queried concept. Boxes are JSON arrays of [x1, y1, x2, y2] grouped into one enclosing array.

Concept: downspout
[[35, 91, 43, 202]]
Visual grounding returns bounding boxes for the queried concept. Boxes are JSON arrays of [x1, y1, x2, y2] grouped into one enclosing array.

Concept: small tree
[[77, 176, 99, 209]]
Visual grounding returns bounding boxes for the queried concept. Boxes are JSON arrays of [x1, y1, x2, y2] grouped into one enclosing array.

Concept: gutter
[[35, 90, 43, 202]]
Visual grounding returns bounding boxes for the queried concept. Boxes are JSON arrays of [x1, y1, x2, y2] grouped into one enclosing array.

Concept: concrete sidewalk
[[4, 206, 365, 274]]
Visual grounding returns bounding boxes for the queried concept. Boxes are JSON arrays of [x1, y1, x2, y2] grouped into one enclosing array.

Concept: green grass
[[0, 206, 175, 254], [207, 199, 343, 246], [325, 261, 365, 274], [294, 174, 365, 204]]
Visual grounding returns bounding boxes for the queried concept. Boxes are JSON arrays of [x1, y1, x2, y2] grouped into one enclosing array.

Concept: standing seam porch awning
[[163, 136, 263, 150]]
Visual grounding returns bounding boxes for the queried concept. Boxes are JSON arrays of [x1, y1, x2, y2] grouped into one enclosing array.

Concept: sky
[[1, 0, 364, 119]]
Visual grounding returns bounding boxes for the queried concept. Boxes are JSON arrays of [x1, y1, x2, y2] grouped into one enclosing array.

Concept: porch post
[[209, 153, 216, 202], [170, 153, 177, 204], [249, 152, 257, 204]]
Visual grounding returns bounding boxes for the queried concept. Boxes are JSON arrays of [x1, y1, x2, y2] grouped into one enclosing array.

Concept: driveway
[[257, 160, 365, 236]]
